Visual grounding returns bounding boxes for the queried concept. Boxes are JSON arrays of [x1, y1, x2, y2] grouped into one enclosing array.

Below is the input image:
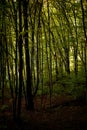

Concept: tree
[[23, 0, 34, 110], [17, 0, 23, 119]]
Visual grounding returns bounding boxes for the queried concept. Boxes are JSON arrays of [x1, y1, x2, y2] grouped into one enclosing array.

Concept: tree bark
[[23, 0, 34, 110], [17, 0, 23, 119]]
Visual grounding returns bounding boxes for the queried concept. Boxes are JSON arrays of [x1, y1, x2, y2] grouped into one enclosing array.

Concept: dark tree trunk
[[17, 0, 23, 119], [11, 0, 18, 119], [23, 0, 34, 110]]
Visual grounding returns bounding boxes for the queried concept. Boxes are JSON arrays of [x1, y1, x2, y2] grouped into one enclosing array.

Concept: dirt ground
[[0, 95, 87, 130]]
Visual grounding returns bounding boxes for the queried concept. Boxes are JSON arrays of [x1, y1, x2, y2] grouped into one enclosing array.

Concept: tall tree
[[17, 0, 23, 118], [81, 0, 87, 85], [23, 0, 34, 110]]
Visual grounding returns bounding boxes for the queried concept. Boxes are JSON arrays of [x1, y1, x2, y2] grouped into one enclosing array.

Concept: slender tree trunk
[[17, 0, 23, 119], [81, 0, 87, 102], [23, 0, 34, 110], [73, 6, 78, 76], [81, 0, 87, 84], [30, 1, 37, 93], [47, 0, 52, 107], [12, 0, 18, 119]]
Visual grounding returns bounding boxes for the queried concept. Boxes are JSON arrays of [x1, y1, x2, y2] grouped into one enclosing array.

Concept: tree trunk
[[23, 0, 34, 110], [17, 0, 23, 119]]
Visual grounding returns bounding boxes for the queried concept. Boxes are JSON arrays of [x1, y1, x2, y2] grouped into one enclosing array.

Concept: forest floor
[[0, 94, 87, 130]]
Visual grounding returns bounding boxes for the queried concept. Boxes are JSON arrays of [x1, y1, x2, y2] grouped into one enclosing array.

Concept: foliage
[[0, 104, 9, 112], [0, 0, 87, 118]]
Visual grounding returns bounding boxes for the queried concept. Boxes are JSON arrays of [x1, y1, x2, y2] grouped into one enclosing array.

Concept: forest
[[0, 0, 87, 129]]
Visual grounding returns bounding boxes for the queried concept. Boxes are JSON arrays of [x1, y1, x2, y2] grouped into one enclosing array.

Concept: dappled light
[[0, 0, 87, 129]]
